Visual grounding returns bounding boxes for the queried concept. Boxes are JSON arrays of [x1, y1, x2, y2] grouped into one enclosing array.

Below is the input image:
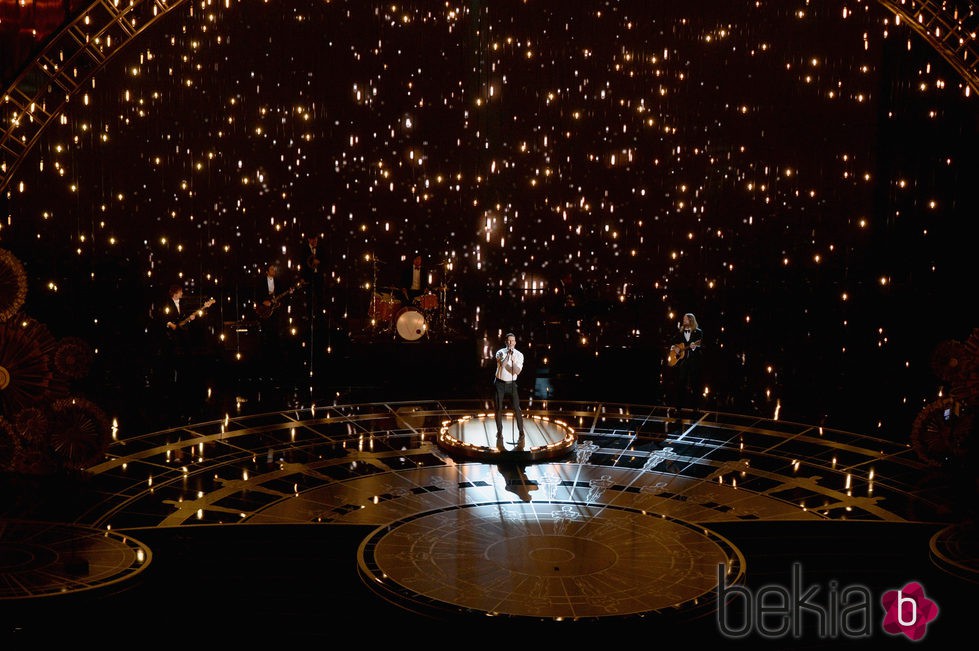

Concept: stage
[[2, 399, 976, 643]]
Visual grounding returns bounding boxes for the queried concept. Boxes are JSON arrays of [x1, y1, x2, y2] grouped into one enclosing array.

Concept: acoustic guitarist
[[667, 312, 704, 427]]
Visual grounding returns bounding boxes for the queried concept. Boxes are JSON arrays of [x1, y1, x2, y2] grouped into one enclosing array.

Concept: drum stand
[[365, 256, 392, 339], [366, 258, 378, 335], [433, 283, 451, 334]]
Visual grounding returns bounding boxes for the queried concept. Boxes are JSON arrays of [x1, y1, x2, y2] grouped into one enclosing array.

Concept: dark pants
[[670, 358, 703, 417], [494, 379, 524, 437]]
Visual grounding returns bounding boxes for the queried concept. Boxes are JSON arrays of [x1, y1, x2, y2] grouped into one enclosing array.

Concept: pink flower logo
[[881, 582, 939, 641]]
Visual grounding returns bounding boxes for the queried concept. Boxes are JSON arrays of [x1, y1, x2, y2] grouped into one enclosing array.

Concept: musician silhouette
[[256, 263, 293, 376], [155, 282, 211, 422], [301, 234, 327, 336], [160, 284, 186, 340]]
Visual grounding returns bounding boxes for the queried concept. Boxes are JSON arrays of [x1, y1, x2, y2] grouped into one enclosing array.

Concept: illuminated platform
[[436, 413, 577, 462]]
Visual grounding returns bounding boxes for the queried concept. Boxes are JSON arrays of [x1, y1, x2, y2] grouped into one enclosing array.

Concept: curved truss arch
[[0, 0, 188, 192], [879, 0, 979, 96]]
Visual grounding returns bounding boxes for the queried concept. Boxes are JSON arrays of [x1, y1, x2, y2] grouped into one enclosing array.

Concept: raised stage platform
[[436, 412, 576, 462]]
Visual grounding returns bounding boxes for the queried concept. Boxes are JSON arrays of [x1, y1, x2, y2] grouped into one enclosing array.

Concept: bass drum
[[395, 307, 427, 341]]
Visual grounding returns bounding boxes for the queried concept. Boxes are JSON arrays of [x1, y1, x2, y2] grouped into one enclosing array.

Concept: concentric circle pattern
[[359, 502, 742, 620], [0, 521, 151, 600]]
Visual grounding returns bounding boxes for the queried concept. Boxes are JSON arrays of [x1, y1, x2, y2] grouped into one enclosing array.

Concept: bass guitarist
[[667, 312, 704, 428], [155, 283, 215, 420]]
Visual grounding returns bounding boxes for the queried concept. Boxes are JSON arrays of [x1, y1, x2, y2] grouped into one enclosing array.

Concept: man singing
[[494, 332, 526, 449]]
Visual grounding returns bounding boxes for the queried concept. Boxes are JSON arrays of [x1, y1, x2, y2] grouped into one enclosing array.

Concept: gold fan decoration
[[0, 248, 28, 323], [13, 406, 49, 446], [53, 336, 94, 379], [48, 397, 111, 470], [0, 315, 67, 416], [910, 397, 973, 467], [0, 248, 111, 476]]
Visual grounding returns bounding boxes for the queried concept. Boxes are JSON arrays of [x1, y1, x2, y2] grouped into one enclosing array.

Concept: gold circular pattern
[[53, 336, 94, 379], [48, 397, 112, 469], [0, 521, 151, 600], [359, 502, 743, 620], [0, 317, 65, 414]]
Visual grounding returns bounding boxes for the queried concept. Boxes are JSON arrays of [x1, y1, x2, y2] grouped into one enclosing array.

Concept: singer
[[493, 332, 526, 449]]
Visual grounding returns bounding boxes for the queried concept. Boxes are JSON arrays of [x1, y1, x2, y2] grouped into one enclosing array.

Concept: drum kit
[[369, 285, 447, 341]]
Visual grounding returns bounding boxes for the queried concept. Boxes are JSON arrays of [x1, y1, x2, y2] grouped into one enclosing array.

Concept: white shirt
[[495, 347, 524, 382]]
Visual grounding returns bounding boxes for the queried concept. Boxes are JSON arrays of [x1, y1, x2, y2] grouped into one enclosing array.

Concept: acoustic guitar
[[255, 280, 307, 319], [667, 339, 700, 367]]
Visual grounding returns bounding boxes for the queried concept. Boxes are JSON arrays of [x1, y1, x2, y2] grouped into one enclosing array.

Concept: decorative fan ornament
[[0, 315, 67, 416], [53, 336, 94, 379], [0, 248, 28, 323], [910, 398, 973, 467], [13, 406, 49, 446], [48, 397, 111, 469], [929, 339, 964, 384]]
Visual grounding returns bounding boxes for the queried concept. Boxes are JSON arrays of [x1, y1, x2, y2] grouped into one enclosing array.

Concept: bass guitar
[[255, 280, 307, 319], [174, 297, 216, 329], [667, 339, 700, 367]]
